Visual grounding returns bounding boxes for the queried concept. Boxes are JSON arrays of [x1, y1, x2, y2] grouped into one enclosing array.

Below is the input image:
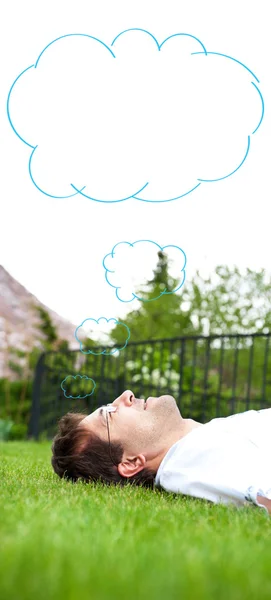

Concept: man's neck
[[183, 418, 203, 435], [148, 418, 203, 473]]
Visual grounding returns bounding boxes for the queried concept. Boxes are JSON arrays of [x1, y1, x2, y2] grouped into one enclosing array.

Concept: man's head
[[51, 390, 185, 488]]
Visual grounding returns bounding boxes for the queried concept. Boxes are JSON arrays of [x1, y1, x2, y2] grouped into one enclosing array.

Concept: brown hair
[[51, 412, 156, 488]]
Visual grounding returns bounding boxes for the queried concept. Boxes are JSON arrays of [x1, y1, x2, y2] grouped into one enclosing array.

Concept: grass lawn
[[1, 441, 271, 600]]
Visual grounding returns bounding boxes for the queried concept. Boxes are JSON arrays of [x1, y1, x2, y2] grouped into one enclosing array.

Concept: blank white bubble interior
[[9, 33, 262, 200]]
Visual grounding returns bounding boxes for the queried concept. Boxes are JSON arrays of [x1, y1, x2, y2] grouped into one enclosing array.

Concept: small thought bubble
[[61, 375, 96, 399], [7, 29, 264, 202], [103, 240, 186, 302], [75, 317, 130, 355]]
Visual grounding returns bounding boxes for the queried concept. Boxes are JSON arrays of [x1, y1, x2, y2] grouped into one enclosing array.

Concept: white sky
[[0, 0, 270, 337]]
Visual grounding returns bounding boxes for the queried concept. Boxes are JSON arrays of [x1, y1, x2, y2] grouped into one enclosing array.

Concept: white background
[[0, 0, 270, 333]]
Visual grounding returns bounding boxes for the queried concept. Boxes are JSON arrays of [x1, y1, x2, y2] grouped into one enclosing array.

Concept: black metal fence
[[28, 333, 271, 439]]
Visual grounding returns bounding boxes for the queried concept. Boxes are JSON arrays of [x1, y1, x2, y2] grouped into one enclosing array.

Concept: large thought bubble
[[7, 29, 264, 202]]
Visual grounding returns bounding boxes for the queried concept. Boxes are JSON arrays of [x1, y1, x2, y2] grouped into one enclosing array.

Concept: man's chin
[[146, 394, 177, 405], [159, 394, 176, 403]]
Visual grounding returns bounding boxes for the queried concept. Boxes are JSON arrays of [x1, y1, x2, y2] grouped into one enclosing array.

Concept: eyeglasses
[[103, 404, 118, 466]]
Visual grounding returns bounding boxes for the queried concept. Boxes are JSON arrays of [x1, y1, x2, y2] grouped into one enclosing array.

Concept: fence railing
[[28, 332, 271, 439]]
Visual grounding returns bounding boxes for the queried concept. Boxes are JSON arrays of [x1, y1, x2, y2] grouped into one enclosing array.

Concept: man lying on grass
[[51, 390, 271, 515]]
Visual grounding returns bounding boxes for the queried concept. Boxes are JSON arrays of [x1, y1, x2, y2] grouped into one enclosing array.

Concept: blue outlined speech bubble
[[7, 29, 264, 203], [103, 240, 186, 302], [75, 317, 130, 355], [61, 375, 96, 399]]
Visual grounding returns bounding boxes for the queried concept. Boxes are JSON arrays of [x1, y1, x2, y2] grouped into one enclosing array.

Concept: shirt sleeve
[[244, 487, 271, 515]]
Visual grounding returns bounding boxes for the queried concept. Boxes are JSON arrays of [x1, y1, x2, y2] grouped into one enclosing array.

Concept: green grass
[[1, 442, 271, 600]]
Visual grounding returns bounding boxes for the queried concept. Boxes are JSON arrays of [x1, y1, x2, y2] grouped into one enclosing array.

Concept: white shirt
[[155, 408, 271, 515]]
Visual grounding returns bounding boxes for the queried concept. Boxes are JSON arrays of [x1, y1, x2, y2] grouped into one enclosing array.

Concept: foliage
[[8, 423, 28, 440], [0, 378, 32, 434], [1, 305, 72, 432], [110, 251, 197, 344], [110, 260, 271, 344], [0, 418, 14, 441], [31, 304, 58, 350], [183, 266, 271, 336]]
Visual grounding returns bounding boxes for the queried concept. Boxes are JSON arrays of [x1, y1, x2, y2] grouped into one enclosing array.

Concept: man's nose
[[113, 390, 134, 406]]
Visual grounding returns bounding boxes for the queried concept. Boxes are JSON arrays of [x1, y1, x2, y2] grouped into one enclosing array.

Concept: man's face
[[79, 389, 182, 465]]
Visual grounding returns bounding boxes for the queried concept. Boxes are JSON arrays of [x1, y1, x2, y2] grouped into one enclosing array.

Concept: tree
[[180, 266, 271, 336], [110, 251, 196, 345], [110, 261, 271, 345], [32, 305, 58, 351]]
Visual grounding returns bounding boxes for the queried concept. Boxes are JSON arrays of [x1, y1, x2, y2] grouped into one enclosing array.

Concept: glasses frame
[[104, 405, 119, 467]]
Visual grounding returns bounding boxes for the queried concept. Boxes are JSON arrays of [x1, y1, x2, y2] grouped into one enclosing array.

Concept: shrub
[[9, 423, 28, 440], [0, 419, 14, 441]]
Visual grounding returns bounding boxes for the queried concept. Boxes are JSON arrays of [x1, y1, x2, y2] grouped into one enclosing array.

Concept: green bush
[[0, 419, 14, 441], [0, 378, 32, 428], [9, 423, 28, 440]]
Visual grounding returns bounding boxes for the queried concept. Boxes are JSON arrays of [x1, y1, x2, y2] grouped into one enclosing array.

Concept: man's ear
[[117, 454, 146, 478]]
